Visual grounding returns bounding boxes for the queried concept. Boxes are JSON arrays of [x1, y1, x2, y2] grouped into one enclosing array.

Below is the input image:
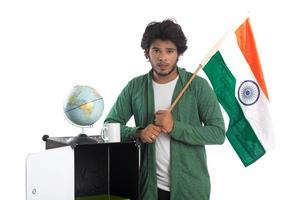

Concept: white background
[[0, 0, 299, 199]]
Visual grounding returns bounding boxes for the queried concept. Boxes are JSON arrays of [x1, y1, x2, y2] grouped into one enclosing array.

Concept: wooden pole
[[168, 64, 204, 112]]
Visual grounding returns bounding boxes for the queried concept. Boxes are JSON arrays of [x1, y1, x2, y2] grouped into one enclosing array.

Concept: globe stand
[[81, 126, 86, 135], [79, 124, 93, 135], [66, 125, 98, 148]]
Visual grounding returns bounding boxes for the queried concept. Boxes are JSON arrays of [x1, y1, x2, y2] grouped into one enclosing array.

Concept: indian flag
[[202, 18, 275, 166]]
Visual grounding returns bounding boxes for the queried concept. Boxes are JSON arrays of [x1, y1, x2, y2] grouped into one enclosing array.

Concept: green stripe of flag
[[203, 51, 265, 166]]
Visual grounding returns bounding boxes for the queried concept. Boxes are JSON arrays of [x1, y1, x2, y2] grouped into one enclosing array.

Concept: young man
[[105, 19, 225, 200]]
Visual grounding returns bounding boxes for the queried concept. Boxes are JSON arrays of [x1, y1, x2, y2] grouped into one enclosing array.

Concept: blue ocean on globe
[[63, 85, 104, 126]]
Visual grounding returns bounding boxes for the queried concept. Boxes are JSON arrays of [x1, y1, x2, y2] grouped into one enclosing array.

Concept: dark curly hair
[[141, 19, 188, 58]]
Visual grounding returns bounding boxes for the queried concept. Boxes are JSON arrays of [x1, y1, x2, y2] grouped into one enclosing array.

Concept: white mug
[[100, 123, 120, 143]]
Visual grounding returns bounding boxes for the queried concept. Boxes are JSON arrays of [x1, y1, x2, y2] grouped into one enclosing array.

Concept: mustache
[[157, 62, 169, 66], [157, 58, 179, 66]]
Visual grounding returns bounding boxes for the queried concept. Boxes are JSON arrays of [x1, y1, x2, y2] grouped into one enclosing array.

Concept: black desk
[[44, 136, 140, 200]]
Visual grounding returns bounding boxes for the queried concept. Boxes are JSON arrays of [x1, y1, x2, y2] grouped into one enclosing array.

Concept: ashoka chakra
[[238, 80, 260, 106]]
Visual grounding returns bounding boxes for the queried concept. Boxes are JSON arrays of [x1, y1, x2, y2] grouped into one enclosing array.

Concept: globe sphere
[[63, 85, 104, 126]]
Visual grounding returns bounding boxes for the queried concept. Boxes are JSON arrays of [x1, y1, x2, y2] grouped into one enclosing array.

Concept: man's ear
[[144, 49, 149, 59], [177, 54, 182, 62]]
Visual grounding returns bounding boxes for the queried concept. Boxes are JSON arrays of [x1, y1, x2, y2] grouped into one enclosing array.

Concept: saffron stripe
[[235, 18, 269, 99]]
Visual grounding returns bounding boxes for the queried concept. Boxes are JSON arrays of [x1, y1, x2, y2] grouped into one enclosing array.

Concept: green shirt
[[105, 67, 225, 200]]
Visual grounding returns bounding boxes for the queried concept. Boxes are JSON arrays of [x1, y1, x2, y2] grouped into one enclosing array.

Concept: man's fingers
[[152, 125, 161, 133], [141, 136, 153, 143], [149, 124, 161, 133], [138, 124, 163, 143]]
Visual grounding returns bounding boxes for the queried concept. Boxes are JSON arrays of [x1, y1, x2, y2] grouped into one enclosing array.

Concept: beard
[[153, 64, 177, 76], [150, 57, 178, 77]]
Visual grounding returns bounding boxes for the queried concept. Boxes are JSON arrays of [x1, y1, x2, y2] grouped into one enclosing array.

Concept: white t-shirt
[[152, 76, 178, 192]]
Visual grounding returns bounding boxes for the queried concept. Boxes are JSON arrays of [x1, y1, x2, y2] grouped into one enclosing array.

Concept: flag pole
[[168, 64, 204, 112]]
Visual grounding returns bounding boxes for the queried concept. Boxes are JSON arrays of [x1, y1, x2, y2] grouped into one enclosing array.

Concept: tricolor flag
[[202, 18, 275, 166]]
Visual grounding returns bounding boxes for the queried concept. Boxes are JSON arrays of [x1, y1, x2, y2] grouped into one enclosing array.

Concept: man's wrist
[[135, 128, 143, 138]]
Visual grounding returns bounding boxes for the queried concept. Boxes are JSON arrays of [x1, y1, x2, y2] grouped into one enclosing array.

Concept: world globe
[[63, 85, 104, 127]]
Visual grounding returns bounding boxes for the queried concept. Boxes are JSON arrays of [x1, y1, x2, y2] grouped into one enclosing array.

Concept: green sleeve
[[104, 82, 140, 141], [170, 78, 225, 145]]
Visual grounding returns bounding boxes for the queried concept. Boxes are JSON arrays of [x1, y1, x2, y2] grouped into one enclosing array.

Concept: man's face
[[147, 39, 179, 77]]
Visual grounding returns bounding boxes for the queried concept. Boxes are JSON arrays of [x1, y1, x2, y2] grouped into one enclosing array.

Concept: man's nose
[[159, 52, 167, 61]]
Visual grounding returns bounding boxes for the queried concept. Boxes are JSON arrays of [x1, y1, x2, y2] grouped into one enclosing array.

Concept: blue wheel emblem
[[238, 80, 260, 106]]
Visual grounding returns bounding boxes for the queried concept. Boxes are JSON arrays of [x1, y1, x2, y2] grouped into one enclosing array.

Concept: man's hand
[[136, 124, 161, 143], [154, 110, 174, 134]]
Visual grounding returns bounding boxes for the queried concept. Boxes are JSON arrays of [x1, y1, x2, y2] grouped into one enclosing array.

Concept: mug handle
[[101, 126, 109, 143]]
